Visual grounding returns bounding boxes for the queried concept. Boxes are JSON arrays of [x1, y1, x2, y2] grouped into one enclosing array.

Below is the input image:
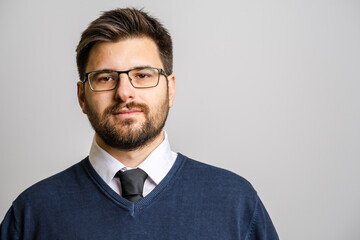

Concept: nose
[[114, 73, 135, 102]]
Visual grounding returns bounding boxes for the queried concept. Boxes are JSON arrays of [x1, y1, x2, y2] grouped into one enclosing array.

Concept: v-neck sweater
[[1, 153, 278, 239]]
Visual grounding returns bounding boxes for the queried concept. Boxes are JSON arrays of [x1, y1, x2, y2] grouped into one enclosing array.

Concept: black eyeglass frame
[[81, 67, 168, 92]]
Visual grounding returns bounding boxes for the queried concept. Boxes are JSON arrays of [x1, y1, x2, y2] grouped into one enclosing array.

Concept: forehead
[[86, 37, 163, 73]]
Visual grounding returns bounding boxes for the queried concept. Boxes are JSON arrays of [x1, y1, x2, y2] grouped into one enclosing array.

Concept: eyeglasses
[[82, 67, 168, 92]]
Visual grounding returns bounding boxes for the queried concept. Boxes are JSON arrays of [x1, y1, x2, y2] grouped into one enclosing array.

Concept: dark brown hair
[[76, 8, 173, 81]]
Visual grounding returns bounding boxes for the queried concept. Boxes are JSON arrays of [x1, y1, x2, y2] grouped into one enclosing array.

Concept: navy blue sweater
[[1, 153, 278, 239]]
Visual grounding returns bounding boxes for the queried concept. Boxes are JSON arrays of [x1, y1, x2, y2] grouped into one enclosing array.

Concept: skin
[[77, 37, 176, 168]]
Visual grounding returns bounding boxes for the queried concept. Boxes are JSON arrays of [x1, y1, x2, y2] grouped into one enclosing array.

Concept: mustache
[[104, 101, 149, 115]]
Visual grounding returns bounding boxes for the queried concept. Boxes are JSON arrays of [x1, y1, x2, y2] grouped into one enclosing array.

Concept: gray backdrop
[[1, 0, 359, 239]]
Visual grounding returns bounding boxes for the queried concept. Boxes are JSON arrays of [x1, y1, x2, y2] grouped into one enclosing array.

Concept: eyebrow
[[95, 65, 155, 72]]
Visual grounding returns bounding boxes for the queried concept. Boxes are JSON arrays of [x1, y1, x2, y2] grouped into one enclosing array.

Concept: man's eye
[[135, 74, 149, 79], [94, 74, 115, 82], [99, 76, 114, 82]]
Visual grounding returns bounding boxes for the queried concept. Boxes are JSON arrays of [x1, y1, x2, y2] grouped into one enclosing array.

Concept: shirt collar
[[88, 131, 176, 185]]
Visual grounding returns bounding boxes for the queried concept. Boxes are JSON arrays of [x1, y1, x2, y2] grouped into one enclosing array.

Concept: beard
[[84, 96, 169, 151]]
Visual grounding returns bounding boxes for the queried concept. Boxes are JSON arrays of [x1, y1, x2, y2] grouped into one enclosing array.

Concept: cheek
[[85, 92, 113, 114], [150, 91, 169, 114], [148, 87, 167, 104]]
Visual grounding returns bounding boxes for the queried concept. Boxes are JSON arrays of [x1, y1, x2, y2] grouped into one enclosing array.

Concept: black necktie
[[116, 168, 148, 202]]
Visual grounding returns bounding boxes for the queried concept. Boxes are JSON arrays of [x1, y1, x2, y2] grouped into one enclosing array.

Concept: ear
[[167, 74, 176, 108], [77, 81, 87, 114]]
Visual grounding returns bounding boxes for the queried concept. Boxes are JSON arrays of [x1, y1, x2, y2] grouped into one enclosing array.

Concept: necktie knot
[[116, 168, 147, 202]]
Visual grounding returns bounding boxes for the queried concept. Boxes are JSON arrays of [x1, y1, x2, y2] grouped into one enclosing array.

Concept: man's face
[[77, 37, 175, 151]]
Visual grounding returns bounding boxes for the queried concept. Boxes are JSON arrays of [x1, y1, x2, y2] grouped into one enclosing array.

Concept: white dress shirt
[[88, 131, 177, 197]]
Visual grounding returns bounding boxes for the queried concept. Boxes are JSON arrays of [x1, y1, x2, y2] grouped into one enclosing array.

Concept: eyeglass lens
[[88, 68, 160, 91]]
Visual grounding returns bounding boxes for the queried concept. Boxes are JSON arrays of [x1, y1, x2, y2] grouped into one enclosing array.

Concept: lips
[[105, 102, 149, 119], [113, 108, 142, 115], [111, 107, 144, 120]]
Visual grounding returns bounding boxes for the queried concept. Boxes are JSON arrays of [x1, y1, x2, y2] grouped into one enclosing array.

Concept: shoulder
[[177, 153, 257, 198], [178, 153, 253, 185], [176, 153, 279, 239], [12, 158, 89, 207]]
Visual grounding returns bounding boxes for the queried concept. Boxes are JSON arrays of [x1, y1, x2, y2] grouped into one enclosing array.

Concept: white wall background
[[1, 0, 359, 239]]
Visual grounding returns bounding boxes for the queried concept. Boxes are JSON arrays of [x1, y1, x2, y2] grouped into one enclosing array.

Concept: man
[[1, 8, 278, 239]]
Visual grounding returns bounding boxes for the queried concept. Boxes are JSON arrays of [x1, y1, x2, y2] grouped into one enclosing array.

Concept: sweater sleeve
[[0, 206, 20, 240], [245, 196, 279, 240]]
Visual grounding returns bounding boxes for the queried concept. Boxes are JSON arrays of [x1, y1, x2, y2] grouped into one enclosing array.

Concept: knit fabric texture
[[0, 153, 278, 239]]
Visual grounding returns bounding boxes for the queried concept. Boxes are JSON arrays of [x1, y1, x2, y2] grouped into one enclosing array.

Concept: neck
[[95, 131, 165, 168]]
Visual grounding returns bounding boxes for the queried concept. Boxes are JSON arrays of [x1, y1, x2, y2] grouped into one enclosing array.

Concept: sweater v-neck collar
[[82, 153, 186, 216]]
